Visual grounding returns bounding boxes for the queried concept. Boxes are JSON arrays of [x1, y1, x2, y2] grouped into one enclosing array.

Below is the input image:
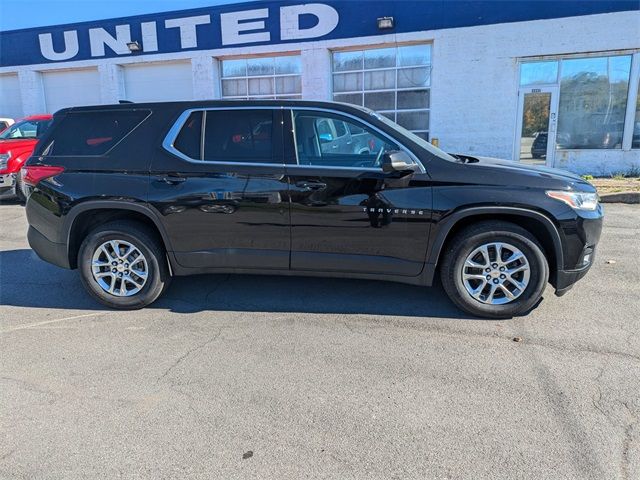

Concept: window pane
[[364, 47, 396, 69], [221, 59, 246, 78], [0, 119, 51, 139], [557, 55, 631, 149], [275, 56, 301, 74], [398, 45, 431, 67], [248, 77, 274, 96], [397, 89, 430, 109], [520, 61, 559, 85], [222, 79, 247, 97], [364, 91, 395, 110], [333, 50, 363, 72], [364, 70, 396, 90], [247, 57, 274, 76], [333, 93, 363, 106], [633, 78, 640, 149], [333, 72, 362, 92], [203, 110, 273, 162], [334, 120, 347, 137], [174, 111, 203, 160], [397, 110, 429, 131], [293, 111, 399, 168], [380, 111, 395, 122], [398, 67, 430, 88], [275, 76, 301, 94], [46, 110, 150, 156]]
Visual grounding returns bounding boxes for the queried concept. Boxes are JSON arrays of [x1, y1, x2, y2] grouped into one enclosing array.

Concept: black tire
[[77, 221, 171, 309], [440, 221, 549, 319], [14, 174, 26, 204]]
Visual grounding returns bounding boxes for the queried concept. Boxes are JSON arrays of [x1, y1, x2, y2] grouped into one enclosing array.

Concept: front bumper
[[553, 204, 603, 296], [0, 173, 16, 198], [554, 255, 595, 296]]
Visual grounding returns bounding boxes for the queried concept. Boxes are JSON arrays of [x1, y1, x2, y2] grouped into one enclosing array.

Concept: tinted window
[[0, 119, 51, 140], [46, 110, 150, 156], [203, 110, 273, 162], [334, 120, 347, 137], [174, 111, 203, 159], [293, 111, 399, 168]]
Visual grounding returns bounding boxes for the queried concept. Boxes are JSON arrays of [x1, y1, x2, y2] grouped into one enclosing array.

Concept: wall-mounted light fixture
[[377, 17, 394, 30], [126, 41, 142, 53]]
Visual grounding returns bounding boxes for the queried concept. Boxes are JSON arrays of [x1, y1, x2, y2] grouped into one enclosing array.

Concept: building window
[[332, 44, 431, 140], [558, 55, 631, 150], [220, 55, 302, 100], [520, 54, 633, 150]]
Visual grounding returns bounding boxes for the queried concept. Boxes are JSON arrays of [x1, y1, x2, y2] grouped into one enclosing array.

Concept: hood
[[450, 154, 593, 191], [0, 137, 38, 152]]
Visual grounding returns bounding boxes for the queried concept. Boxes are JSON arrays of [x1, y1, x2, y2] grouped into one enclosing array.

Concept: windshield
[[366, 110, 458, 162], [0, 119, 52, 140]]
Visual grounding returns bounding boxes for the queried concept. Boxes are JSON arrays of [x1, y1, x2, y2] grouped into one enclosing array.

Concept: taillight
[[22, 165, 65, 187]]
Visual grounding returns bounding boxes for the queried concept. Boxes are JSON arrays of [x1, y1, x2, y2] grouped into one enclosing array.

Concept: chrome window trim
[[162, 105, 424, 173]]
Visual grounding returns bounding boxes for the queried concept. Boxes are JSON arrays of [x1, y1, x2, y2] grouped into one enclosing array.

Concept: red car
[[0, 114, 53, 202]]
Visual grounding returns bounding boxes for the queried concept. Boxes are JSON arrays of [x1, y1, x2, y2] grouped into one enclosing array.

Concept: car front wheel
[[78, 221, 171, 309], [440, 221, 549, 318]]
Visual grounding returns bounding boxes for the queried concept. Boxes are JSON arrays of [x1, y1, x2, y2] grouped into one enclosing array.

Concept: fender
[[426, 206, 564, 271], [63, 200, 174, 255]]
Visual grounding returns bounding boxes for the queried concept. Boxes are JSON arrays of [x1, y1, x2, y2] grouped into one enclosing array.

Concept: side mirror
[[381, 150, 415, 173], [319, 133, 333, 144]]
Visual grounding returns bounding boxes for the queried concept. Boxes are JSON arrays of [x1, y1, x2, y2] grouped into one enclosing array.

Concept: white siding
[[0, 73, 23, 119], [42, 68, 101, 113], [123, 61, 193, 102]]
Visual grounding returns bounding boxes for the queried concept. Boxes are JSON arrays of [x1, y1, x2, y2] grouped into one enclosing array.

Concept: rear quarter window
[[44, 110, 151, 156]]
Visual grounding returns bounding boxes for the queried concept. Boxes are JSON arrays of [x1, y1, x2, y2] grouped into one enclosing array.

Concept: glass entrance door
[[515, 86, 558, 166]]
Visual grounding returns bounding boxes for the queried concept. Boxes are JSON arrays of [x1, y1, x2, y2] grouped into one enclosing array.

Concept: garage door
[[0, 74, 23, 119], [42, 68, 101, 114], [123, 61, 193, 102]]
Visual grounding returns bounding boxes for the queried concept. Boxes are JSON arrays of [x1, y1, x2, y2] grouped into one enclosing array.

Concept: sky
[[0, 0, 254, 31]]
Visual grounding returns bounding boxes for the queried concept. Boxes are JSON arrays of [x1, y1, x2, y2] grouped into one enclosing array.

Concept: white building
[[0, 0, 638, 174]]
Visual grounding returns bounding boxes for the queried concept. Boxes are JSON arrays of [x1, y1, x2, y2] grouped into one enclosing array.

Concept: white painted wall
[[42, 68, 101, 113], [0, 73, 23, 119], [122, 60, 194, 102], [0, 10, 638, 174]]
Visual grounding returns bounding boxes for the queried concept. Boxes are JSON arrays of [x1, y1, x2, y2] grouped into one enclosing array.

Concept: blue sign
[[0, 1, 636, 67]]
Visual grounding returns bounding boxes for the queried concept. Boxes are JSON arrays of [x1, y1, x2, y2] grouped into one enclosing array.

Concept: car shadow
[[0, 248, 478, 320]]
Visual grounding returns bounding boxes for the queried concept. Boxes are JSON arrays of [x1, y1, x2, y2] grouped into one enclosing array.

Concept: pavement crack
[[156, 329, 223, 383], [0, 376, 56, 397]]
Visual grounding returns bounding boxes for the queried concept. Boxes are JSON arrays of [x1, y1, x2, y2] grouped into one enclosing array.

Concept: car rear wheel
[[440, 221, 548, 318], [78, 221, 171, 309]]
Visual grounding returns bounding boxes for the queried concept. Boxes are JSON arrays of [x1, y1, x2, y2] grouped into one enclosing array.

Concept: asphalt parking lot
[[0, 201, 638, 480]]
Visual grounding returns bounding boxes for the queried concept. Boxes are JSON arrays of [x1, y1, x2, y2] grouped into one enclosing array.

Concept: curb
[[599, 192, 640, 204]]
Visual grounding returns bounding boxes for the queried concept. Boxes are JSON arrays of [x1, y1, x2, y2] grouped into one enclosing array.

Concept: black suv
[[23, 101, 603, 318]]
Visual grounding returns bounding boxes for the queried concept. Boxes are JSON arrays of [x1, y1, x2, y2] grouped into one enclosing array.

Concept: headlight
[[0, 153, 10, 171], [546, 190, 599, 211]]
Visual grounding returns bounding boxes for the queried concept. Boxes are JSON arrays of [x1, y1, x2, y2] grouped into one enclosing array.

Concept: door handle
[[156, 175, 186, 185], [295, 181, 326, 191]]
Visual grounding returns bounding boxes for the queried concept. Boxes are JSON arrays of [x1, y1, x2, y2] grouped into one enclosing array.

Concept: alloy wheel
[[461, 242, 531, 305], [91, 240, 149, 297]]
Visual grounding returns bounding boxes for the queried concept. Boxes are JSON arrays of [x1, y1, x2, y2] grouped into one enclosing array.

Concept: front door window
[[292, 110, 400, 169]]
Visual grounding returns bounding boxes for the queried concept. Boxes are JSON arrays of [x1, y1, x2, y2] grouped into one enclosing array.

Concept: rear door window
[[203, 110, 274, 163], [45, 110, 150, 156]]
